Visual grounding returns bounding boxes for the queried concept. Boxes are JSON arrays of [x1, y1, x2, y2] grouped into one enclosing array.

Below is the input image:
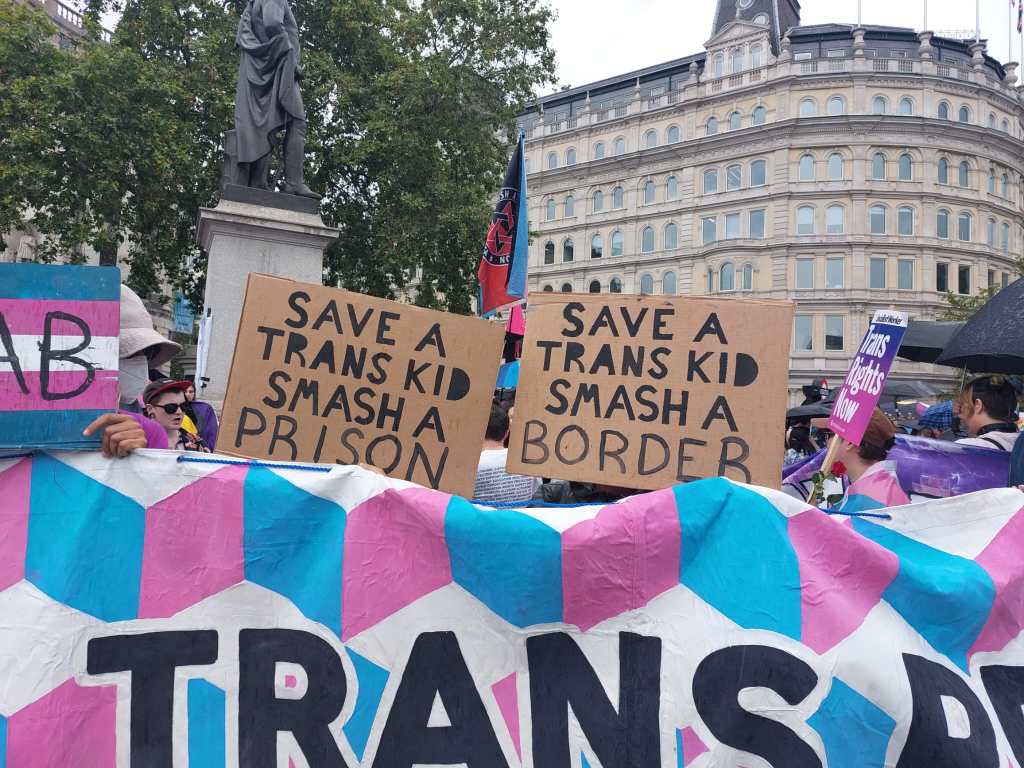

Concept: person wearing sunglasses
[[143, 380, 211, 453]]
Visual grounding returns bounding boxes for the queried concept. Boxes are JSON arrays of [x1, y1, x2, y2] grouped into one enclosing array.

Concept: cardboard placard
[[219, 275, 504, 496], [507, 293, 794, 490], [0, 263, 121, 450]]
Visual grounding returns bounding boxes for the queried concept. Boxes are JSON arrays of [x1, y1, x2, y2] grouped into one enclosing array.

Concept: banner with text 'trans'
[[508, 293, 794, 490], [3, 451, 1024, 766]]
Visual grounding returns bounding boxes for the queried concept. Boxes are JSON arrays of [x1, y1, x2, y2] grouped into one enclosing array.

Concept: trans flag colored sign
[[828, 310, 909, 445]]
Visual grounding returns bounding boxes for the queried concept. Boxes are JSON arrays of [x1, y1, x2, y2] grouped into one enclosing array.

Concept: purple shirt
[[121, 410, 169, 450]]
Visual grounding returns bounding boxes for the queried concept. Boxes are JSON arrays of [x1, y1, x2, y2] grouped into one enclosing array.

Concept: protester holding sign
[[832, 407, 910, 513], [955, 375, 1021, 452]]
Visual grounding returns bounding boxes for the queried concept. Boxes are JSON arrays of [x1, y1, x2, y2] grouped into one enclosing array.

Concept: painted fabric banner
[[1, 450, 1024, 767]]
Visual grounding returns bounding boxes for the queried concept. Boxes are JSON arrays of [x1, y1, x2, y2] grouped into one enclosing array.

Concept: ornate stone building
[[519, 0, 1024, 397]]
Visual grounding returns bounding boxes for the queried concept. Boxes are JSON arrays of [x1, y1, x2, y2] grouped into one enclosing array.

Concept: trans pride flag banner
[[1, 450, 1024, 766]]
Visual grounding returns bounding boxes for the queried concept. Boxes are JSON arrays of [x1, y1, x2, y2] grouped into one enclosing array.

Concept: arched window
[[958, 161, 970, 187], [729, 111, 742, 131], [726, 164, 742, 190], [547, 152, 557, 169], [662, 271, 677, 295], [664, 222, 678, 249], [751, 44, 763, 68], [741, 263, 754, 290], [546, 199, 556, 219], [612, 186, 624, 208], [719, 263, 736, 291], [731, 48, 744, 73], [958, 212, 972, 242], [543, 241, 554, 264], [594, 142, 605, 160], [799, 154, 815, 181], [898, 153, 913, 181], [826, 205, 845, 234], [610, 230, 623, 256], [609, 277, 623, 294], [989, 169, 997, 194], [799, 98, 817, 118], [958, 106, 970, 123], [542, 285, 553, 292], [561, 282, 573, 293], [643, 180, 656, 204], [706, 117, 718, 136], [593, 189, 604, 211], [938, 101, 950, 120], [870, 204, 887, 234], [872, 95, 888, 115], [644, 130, 657, 149], [738, 160, 763, 191], [640, 274, 655, 295], [564, 195, 575, 217], [591, 234, 603, 258], [614, 137, 626, 155], [797, 205, 815, 235], [898, 206, 914, 236], [713, 53, 724, 78], [752, 106, 767, 125], [1003, 222, 1011, 253], [703, 168, 719, 193], [871, 152, 886, 180], [566, 148, 577, 166], [562, 239, 575, 262], [989, 113, 997, 129], [938, 157, 949, 184], [937, 209, 950, 239], [667, 125, 680, 144], [827, 153, 844, 180], [1002, 173, 1009, 197], [666, 176, 678, 199], [987, 218, 997, 247], [641, 226, 655, 253], [1002, 118, 1010, 133], [589, 280, 601, 293], [827, 96, 845, 116], [899, 97, 914, 116]]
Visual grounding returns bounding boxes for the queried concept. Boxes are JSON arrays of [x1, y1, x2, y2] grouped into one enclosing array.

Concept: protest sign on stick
[[0, 264, 120, 450], [219, 274, 504, 496], [507, 293, 794, 490]]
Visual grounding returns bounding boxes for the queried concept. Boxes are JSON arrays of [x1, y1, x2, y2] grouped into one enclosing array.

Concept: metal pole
[[923, 0, 928, 31], [858, 0, 862, 26], [975, 0, 980, 45]]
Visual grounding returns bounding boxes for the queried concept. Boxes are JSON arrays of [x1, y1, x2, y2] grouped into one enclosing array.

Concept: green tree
[[940, 255, 1024, 321]]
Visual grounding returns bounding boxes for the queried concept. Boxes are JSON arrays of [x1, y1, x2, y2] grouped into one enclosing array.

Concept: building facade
[[518, 0, 1024, 399]]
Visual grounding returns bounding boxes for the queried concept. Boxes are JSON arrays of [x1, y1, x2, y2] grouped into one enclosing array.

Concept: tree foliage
[[0, 0, 555, 311]]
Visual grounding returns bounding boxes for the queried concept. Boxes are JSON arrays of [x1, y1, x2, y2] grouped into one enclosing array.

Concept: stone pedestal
[[196, 198, 339, 410]]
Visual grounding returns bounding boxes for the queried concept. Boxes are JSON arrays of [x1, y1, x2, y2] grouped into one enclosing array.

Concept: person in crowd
[[534, 479, 635, 505], [473, 402, 539, 504], [143, 379, 211, 452], [832, 408, 910, 513], [182, 378, 220, 449], [784, 422, 819, 466], [955, 375, 1020, 451], [83, 285, 182, 457], [906, 401, 954, 440]]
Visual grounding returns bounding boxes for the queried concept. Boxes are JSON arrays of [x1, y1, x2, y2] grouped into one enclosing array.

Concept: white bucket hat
[[119, 285, 182, 368]]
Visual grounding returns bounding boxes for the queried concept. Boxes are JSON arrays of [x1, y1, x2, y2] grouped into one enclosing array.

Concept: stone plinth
[[196, 198, 338, 410]]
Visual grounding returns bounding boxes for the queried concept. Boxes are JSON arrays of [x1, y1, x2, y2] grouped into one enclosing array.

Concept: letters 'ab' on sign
[[0, 263, 121, 450], [219, 274, 505, 497], [507, 293, 794, 490]]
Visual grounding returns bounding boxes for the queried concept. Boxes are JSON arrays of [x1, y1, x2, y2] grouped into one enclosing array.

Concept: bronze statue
[[224, 0, 320, 199]]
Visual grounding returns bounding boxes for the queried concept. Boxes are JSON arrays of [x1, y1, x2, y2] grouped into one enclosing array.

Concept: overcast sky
[[547, 0, 1021, 92]]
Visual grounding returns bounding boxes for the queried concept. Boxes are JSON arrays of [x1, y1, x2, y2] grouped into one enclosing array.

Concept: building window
[[938, 102, 950, 120], [546, 199, 556, 220], [703, 168, 719, 193], [640, 274, 654, 294], [958, 105, 971, 123], [725, 213, 741, 239], [898, 154, 913, 181], [826, 205, 845, 234], [871, 153, 886, 180], [644, 180, 656, 204], [641, 226, 655, 253], [563, 239, 574, 262], [958, 265, 970, 295], [561, 282, 573, 293], [870, 257, 887, 289], [987, 218, 997, 247], [1002, 118, 1010, 133], [713, 53, 724, 78], [731, 49, 744, 73], [898, 259, 914, 290], [938, 158, 949, 184], [667, 125, 680, 144], [797, 205, 815, 235], [593, 190, 604, 211], [707, 270, 715, 293], [591, 234, 603, 258], [543, 241, 554, 264], [609, 277, 623, 293], [958, 212, 972, 242], [1002, 222, 1011, 254], [796, 259, 815, 289], [898, 206, 914, 236], [729, 111, 742, 131], [742, 263, 753, 290], [752, 106, 767, 125], [937, 209, 950, 239], [750, 159, 766, 187], [727, 164, 742, 190], [664, 222, 678, 249], [828, 153, 844, 180], [589, 280, 601, 293], [718, 263, 735, 292], [749, 209, 765, 239], [611, 230, 623, 256], [989, 169, 997, 194], [827, 96, 845, 116], [564, 195, 575, 217], [566, 148, 577, 166], [899, 97, 914, 116], [825, 315, 844, 351], [826, 257, 844, 288], [594, 142, 605, 160], [870, 204, 887, 235], [989, 113, 997, 129], [936, 262, 949, 292], [663, 271, 677, 294], [872, 95, 888, 115], [794, 315, 813, 351], [614, 137, 626, 155], [989, 268, 997, 288], [1004, 272, 1010, 288], [799, 154, 815, 181], [959, 161, 970, 188], [702, 216, 717, 244], [542, 284, 554, 292], [644, 130, 657, 149], [547, 152, 557, 169], [1002, 173, 1009, 197], [799, 99, 818, 118], [751, 44, 763, 67], [612, 186, 624, 208], [706, 117, 718, 136], [666, 175, 678, 199]]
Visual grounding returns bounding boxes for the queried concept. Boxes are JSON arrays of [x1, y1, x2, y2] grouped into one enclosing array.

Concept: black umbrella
[[936, 278, 1024, 374], [897, 320, 964, 364], [881, 379, 945, 399], [786, 401, 833, 420]]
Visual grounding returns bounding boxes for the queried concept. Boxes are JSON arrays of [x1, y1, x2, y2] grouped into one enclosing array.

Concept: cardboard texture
[[507, 293, 794, 490], [219, 275, 504, 496]]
